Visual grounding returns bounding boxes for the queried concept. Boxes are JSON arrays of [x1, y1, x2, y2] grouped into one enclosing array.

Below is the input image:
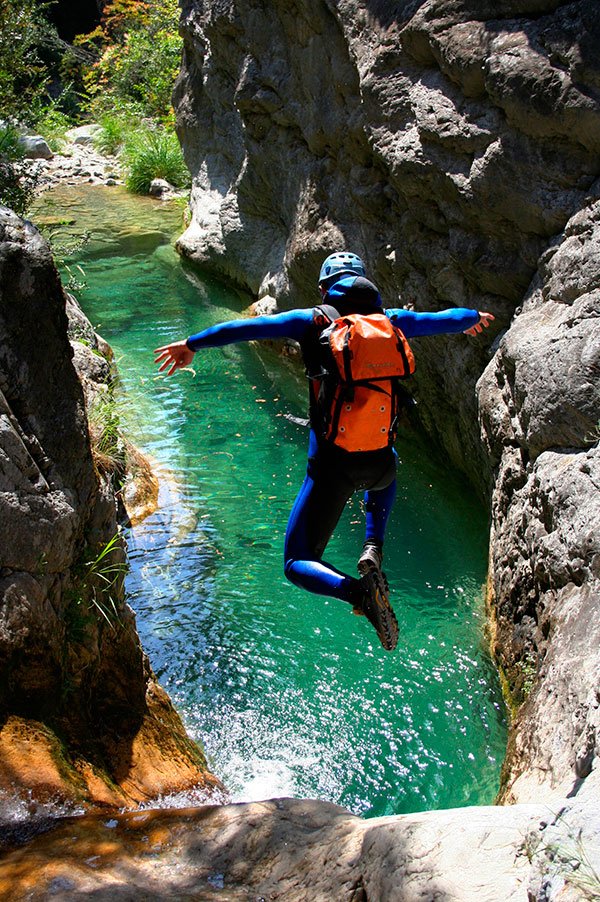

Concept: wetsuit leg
[[364, 448, 397, 545], [284, 468, 358, 602], [364, 479, 397, 544]]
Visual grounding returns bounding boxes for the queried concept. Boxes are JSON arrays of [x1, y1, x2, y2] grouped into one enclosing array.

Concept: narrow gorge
[[174, 0, 600, 807], [0, 0, 599, 899]]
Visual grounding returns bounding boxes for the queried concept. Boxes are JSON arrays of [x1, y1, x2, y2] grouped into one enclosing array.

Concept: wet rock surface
[[1, 797, 598, 901]]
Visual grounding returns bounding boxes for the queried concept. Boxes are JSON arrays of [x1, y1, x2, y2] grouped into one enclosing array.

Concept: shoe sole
[[359, 570, 398, 651]]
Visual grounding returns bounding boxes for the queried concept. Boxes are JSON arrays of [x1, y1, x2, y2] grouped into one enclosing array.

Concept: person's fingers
[[154, 349, 170, 362], [158, 357, 174, 372]]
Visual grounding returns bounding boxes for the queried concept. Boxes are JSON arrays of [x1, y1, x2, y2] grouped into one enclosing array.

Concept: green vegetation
[[88, 390, 126, 479], [0, 125, 40, 215], [77, 0, 182, 122], [0, 0, 53, 122], [66, 533, 128, 634], [124, 128, 190, 194], [524, 815, 600, 901], [0, 0, 189, 208]]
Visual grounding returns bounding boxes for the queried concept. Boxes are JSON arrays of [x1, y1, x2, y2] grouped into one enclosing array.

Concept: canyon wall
[[0, 205, 219, 813], [174, 0, 600, 808]]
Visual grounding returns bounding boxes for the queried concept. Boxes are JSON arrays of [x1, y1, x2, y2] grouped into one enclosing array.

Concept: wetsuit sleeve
[[186, 308, 314, 350], [385, 308, 480, 338]]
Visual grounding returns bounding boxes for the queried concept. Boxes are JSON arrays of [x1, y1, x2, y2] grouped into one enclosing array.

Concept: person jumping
[[154, 252, 494, 652]]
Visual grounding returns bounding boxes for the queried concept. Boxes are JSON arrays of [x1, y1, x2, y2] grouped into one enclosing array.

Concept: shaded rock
[[149, 177, 177, 198], [478, 195, 600, 805], [174, 0, 600, 488], [0, 205, 221, 811]]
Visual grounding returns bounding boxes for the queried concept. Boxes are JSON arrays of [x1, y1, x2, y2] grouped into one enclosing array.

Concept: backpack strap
[[313, 304, 340, 328]]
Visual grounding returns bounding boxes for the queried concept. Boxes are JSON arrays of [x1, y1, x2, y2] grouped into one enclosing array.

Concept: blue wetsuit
[[187, 290, 479, 605]]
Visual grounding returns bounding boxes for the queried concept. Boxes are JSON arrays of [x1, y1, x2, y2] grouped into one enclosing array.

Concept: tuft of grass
[[94, 113, 131, 156], [66, 533, 128, 632], [88, 391, 126, 479], [83, 533, 127, 629], [33, 103, 74, 151], [123, 127, 190, 194]]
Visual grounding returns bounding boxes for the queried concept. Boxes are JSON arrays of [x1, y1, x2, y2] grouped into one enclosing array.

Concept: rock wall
[[478, 196, 600, 804], [174, 0, 600, 483], [0, 206, 220, 811], [174, 0, 600, 809]]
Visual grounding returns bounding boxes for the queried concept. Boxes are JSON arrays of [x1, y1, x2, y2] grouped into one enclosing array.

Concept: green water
[[34, 186, 507, 817]]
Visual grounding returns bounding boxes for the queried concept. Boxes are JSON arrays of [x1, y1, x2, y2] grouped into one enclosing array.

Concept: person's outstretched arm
[[386, 307, 494, 338], [154, 308, 314, 376]]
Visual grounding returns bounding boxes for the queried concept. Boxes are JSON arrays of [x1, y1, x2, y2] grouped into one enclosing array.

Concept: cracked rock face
[[478, 197, 600, 805], [174, 0, 600, 481], [0, 206, 219, 810], [175, 0, 600, 810]]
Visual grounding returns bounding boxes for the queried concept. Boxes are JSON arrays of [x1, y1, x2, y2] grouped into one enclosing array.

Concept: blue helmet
[[319, 251, 366, 285]]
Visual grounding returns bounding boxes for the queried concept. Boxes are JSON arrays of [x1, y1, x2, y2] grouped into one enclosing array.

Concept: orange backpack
[[308, 305, 415, 452]]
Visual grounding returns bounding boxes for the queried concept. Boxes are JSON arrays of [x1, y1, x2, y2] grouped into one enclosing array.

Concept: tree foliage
[[76, 0, 182, 121], [0, 0, 53, 123]]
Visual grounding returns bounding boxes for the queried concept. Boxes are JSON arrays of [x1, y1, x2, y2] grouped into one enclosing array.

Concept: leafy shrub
[[33, 103, 74, 151], [77, 0, 182, 122], [0, 126, 39, 216], [0, 0, 50, 124], [123, 128, 190, 194]]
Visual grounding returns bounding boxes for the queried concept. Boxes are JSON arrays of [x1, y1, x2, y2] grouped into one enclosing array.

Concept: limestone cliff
[[0, 206, 220, 811], [174, 0, 600, 812], [175, 0, 600, 484]]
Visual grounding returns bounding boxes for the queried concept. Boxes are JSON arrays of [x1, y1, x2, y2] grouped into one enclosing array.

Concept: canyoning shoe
[[357, 542, 384, 576], [356, 569, 398, 652]]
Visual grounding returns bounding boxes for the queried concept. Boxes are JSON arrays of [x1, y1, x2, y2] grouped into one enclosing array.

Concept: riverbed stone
[[18, 135, 53, 160], [65, 124, 102, 145]]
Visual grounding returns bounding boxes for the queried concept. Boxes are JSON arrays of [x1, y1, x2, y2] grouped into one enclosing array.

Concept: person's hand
[[464, 311, 495, 336], [154, 340, 195, 376]]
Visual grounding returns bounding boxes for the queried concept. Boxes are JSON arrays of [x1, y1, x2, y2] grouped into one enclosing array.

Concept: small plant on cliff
[[88, 391, 126, 479], [584, 420, 600, 446], [524, 816, 600, 900], [70, 533, 128, 631]]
